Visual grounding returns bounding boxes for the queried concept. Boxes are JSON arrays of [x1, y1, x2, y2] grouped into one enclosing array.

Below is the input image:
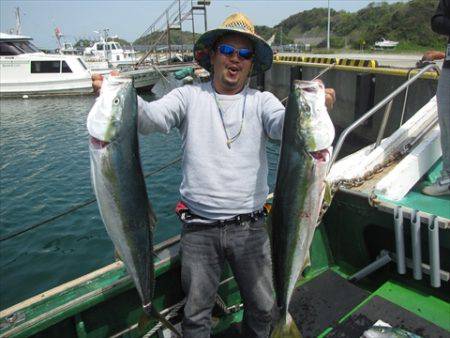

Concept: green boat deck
[[214, 268, 450, 338]]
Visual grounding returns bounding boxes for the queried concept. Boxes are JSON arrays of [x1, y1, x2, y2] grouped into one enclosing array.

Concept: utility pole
[[179, 0, 183, 59], [166, 10, 170, 64], [280, 26, 283, 51], [327, 0, 331, 50]]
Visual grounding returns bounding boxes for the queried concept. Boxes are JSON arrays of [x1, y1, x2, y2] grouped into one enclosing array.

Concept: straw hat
[[194, 13, 273, 76]]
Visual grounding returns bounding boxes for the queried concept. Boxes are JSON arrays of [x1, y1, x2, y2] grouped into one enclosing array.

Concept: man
[[93, 13, 335, 338], [422, 0, 450, 196]]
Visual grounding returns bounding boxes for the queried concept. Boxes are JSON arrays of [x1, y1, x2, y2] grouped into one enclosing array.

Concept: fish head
[[293, 80, 335, 152], [362, 326, 421, 338], [87, 77, 135, 146]]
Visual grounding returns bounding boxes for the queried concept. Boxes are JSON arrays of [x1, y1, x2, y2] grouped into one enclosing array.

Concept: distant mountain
[[255, 0, 446, 49], [134, 30, 201, 46]]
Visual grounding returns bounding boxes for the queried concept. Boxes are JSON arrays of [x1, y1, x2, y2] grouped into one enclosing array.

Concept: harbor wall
[[255, 63, 438, 145]]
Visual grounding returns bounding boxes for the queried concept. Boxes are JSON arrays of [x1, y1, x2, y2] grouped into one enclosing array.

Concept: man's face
[[210, 34, 254, 94]]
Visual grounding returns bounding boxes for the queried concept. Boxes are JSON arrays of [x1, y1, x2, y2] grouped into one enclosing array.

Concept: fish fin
[[302, 251, 312, 271], [139, 304, 182, 337], [271, 312, 303, 338]]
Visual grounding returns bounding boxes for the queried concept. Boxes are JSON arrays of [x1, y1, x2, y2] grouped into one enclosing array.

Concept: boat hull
[[0, 78, 93, 97]]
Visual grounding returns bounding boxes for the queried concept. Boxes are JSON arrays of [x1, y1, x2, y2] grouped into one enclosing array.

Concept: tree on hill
[[272, 0, 446, 50], [254, 25, 274, 41], [74, 39, 92, 48], [74, 37, 132, 48], [109, 37, 132, 47], [134, 30, 200, 46]]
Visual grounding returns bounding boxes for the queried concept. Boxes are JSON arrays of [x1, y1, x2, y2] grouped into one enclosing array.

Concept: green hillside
[[255, 0, 446, 50], [134, 30, 201, 46]]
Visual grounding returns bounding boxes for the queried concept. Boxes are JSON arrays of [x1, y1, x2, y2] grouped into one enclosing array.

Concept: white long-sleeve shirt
[[138, 81, 285, 220]]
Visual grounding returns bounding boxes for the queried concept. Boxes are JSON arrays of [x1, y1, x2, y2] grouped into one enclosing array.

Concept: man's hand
[[325, 88, 336, 111], [92, 70, 120, 95], [313, 79, 336, 111], [422, 50, 445, 61]]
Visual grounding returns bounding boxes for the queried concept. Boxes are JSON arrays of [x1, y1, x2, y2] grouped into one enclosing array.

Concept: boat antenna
[[15, 7, 22, 35]]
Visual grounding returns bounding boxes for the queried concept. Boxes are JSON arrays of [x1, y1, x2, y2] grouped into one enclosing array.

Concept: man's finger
[[92, 73, 103, 81], [325, 88, 336, 111], [92, 79, 103, 94], [325, 88, 336, 102]]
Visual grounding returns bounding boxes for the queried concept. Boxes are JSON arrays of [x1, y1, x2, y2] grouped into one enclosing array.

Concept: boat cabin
[[0, 32, 92, 97]]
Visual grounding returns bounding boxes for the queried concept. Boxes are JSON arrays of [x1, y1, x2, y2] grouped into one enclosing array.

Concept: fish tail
[[271, 312, 303, 338], [141, 304, 181, 337]]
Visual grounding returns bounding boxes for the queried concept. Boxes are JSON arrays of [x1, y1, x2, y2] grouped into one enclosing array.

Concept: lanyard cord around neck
[[212, 84, 248, 149]]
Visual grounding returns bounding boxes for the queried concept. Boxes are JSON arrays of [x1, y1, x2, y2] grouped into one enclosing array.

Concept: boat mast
[[15, 7, 22, 35]]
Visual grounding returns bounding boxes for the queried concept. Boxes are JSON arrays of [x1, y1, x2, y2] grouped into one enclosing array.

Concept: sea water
[[0, 79, 280, 309]]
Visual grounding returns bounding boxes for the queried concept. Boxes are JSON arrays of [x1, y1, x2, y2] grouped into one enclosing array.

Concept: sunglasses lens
[[218, 44, 253, 59], [239, 49, 253, 59], [219, 44, 235, 55]]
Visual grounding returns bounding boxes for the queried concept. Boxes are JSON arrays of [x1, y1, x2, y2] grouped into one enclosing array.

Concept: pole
[[15, 7, 21, 35], [280, 27, 283, 51], [204, 2, 208, 31], [179, 0, 183, 59], [166, 10, 170, 64], [327, 0, 331, 50], [191, 0, 195, 46]]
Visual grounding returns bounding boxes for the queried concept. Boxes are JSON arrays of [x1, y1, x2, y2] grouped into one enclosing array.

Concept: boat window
[[31, 60, 61, 73], [106, 45, 110, 50], [14, 41, 40, 53], [61, 61, 72, 73], [97, 44, 104, 51], [111, 44, 116, 50], [0, 42, 22, 55]]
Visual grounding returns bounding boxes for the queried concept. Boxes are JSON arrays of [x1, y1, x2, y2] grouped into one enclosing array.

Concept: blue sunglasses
[[217, 44, 254, 60]]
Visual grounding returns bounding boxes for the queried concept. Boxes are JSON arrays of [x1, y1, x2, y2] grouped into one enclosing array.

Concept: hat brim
[[194, 28, 273, 77]]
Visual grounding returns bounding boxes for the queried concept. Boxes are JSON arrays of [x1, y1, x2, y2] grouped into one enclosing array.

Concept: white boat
[[58, 42, 83, 56], [0, 33, 93, 97], [374, 38, 399, 49], [83, 36, 138, 69]]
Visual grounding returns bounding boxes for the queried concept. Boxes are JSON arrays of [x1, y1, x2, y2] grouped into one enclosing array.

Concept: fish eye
[[113, 97, 120, 105]]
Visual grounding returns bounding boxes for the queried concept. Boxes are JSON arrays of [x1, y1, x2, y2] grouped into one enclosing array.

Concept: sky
[[1, 0, 408, 48]]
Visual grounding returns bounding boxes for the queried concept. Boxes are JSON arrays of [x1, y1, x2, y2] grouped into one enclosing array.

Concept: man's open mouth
[[227, 65, 240, 76]]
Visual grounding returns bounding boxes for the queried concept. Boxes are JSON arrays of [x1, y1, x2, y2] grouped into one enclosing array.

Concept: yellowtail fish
[[270, 80, 335, 338], [87, 77, 180, 336]]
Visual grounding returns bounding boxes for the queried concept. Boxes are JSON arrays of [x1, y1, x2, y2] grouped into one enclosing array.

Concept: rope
[[143, 299, 186, 338], [0, 156, 182, 242]]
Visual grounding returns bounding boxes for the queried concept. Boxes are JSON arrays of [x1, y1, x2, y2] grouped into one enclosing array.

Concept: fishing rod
[[0, 156, 182, 242]]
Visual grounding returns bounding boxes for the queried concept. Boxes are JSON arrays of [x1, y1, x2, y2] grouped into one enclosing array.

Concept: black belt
[[179, 209, 265, 227]]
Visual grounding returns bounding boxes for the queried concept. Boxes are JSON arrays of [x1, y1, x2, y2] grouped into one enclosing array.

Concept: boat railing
[[328, 63, 441, 173]]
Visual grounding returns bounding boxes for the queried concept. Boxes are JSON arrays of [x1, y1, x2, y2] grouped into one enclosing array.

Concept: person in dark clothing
[[422, 0, 450, 196]]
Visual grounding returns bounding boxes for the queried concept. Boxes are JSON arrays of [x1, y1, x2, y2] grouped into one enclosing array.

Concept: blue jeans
[[180, 217, 274, 338]]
